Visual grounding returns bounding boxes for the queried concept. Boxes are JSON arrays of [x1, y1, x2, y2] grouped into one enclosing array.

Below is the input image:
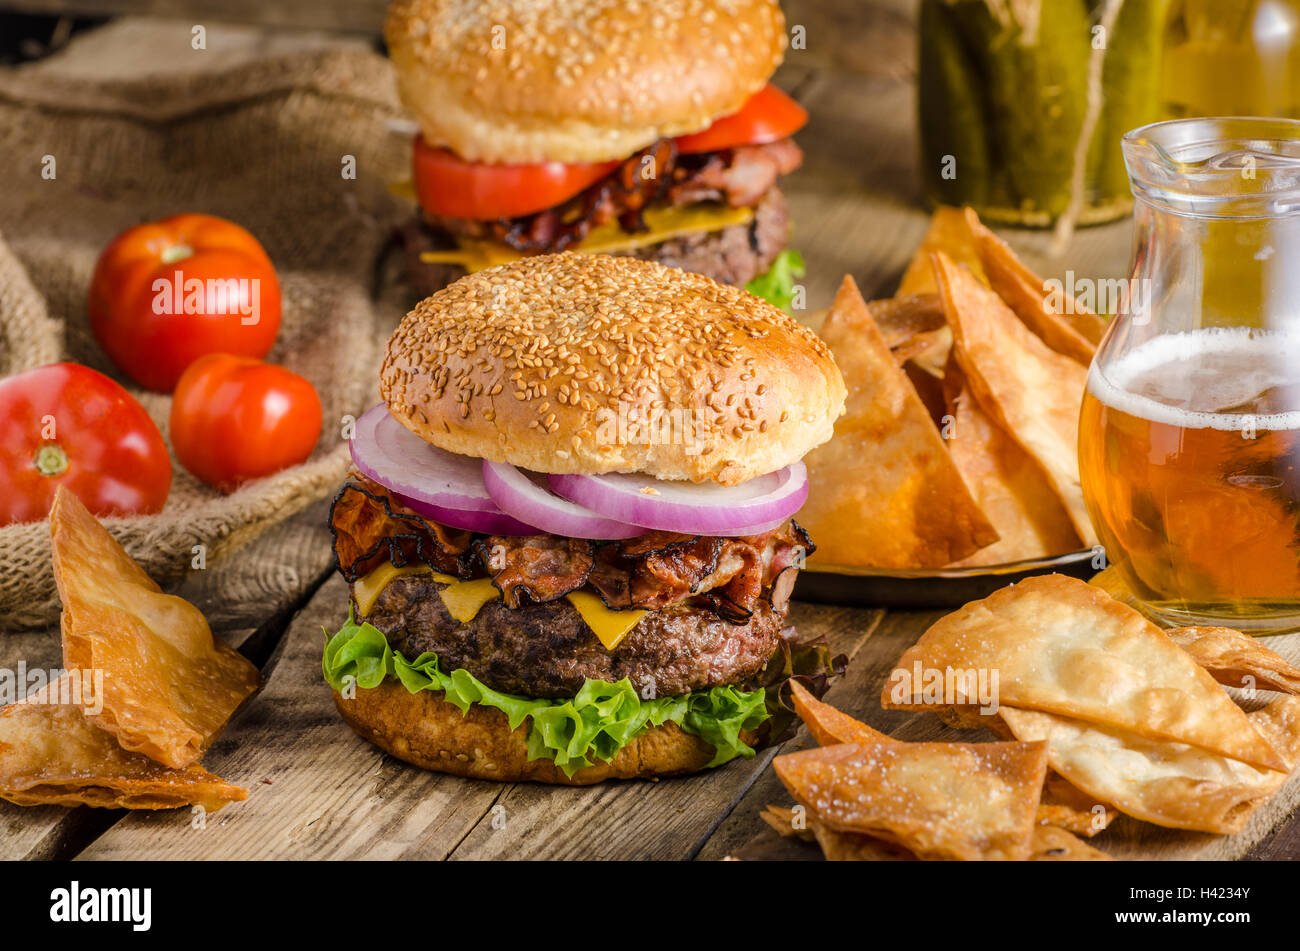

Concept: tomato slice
[[674, 83, 808, 155], [413, 138, 619, 220]]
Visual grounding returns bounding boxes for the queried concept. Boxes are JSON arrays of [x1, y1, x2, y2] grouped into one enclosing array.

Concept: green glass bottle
[[919, 0, 1167, 228]]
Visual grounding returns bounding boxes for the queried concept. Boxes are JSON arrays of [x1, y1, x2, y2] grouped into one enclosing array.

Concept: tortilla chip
[[882, 575, 1285, 770], [1030, 825, 1112, 861], [1247, 696, 1300, 770], [944, 373, 1081, 566], [1168, 626, 1300, 696], [789, 681, 894, 746], [814, 823, 917, 861], [932, 252, 1096, 546], [0, 675, 246, 811], [760, 805, 816, 842], [773, 740, 1048, 861], [800, 277, 999, 569], [897, 206, 985, 297], [867, 293, 947, 366], [768, 801, 1107, 861], [1037, 770, 1118, 836], [50, 487, 261, 769], [998, 706, 1286, 835], [964, 208, 1104, 363]]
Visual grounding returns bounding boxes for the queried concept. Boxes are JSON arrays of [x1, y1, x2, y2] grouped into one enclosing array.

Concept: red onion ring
[[482, 461, 644, 540], [549, 462, 808, 536], [390, 489, 541, 536], [350, 404, 497, 511], [350, 404, 540, 535]]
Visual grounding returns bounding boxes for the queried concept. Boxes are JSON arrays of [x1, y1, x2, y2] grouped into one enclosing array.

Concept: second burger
[[387, 0, 807, 296]]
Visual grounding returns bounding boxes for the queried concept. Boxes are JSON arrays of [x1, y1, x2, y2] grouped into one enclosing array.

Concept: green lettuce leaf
[[322, 612, 768, 776], [750, 634, 849, 749], [745, 249, 806, 313]]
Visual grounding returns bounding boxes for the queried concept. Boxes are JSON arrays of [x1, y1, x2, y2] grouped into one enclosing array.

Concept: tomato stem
[[160, 243, 194, 264], [34, 444, 69, 477]]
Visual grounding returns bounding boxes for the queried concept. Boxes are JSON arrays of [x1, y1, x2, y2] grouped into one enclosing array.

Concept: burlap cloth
[[0, 48, 414, 630]]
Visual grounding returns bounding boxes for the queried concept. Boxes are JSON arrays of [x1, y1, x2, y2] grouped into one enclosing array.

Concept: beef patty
[[401, 188, 790, 298], [358, 573, 786, 699]]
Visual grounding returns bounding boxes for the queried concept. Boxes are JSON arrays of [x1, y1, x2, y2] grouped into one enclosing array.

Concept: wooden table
[[3, 5, 1299, 861]]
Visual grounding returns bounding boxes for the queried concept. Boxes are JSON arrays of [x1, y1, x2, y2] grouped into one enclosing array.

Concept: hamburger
[[323, 252, 846, 784], [385, 0, 807, 303]]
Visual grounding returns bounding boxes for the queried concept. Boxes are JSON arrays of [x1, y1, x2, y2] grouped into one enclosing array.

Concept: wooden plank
[[444, 603, 883, 861], [168, 499, 336, 636], [76, 574, 502, 860], [782, 0, 917, 78]]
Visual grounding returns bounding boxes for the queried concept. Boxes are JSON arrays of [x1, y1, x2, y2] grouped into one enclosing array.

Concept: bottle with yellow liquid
[[1164, 0, 1300, 117], [1079, 117, 1300, 634]]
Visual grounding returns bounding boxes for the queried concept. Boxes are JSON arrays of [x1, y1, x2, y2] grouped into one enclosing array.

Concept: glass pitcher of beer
[[1079, 117, 1300, 634]]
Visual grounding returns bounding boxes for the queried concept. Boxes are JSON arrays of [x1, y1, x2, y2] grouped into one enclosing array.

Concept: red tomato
[[674, 83, 809, 155], [170, 354, 322, 493], [0, 363, 172, 526], [413, 137, 619, 220], [89, 213, 282, 392]]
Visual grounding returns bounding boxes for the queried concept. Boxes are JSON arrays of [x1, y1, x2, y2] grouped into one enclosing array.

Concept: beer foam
[[1089, 327, 1300, 431]]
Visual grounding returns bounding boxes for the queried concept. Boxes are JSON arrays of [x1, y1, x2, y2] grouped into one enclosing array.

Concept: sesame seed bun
[[379, 252, 846, 486], [334, 680, 746, 785], [384, 0, 789, 163]]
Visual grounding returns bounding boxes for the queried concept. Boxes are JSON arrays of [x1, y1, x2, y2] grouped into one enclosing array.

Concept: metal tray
[[793, 550, 1098, 609]]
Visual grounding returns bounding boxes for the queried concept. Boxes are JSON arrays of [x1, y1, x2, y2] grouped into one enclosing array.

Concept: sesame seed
[[375, 252, 834, 477]]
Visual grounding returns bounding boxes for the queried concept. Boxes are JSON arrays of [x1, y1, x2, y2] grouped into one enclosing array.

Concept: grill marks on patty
[[331, 474, 812, 622], [363, 572, 788, 699]]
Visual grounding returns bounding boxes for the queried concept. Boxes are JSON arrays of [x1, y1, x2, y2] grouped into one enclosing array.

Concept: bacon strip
[[589, 534, 723, 610], [667, 139, 804, 208], [474, 535, 594, 607], [329, 475, 470, 581], [424, 139, 802, 254], [329, 474, 815, 621]]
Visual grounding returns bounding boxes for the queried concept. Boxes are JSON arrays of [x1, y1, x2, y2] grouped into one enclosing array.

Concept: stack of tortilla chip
[[882, 574, 1300, 835], [0, 487, 260, 811], [799, 206, 1107, 570], [763, 682, 1109, 861]]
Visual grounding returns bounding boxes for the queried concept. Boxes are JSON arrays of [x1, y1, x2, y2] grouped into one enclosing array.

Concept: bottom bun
[[332, 681, 750, 785]]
